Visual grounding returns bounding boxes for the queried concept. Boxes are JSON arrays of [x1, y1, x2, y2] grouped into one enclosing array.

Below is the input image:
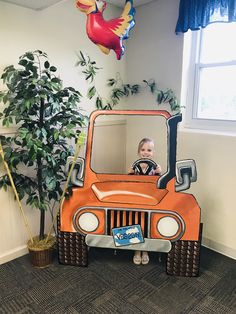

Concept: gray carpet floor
[[0, 247, 235, 314]]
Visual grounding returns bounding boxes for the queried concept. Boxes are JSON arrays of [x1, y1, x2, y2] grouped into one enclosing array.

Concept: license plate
[[112, 224, 144, 247]]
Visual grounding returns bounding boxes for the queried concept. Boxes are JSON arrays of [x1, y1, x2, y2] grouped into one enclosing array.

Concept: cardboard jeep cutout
[[58, 110, 202, 277]]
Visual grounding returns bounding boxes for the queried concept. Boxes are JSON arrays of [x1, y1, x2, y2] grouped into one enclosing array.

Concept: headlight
[[157, 217, 179, 237], [78, 212, 99, 232]]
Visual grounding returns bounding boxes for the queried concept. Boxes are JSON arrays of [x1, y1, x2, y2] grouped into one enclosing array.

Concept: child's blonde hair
[[137, 138, 154, 154]]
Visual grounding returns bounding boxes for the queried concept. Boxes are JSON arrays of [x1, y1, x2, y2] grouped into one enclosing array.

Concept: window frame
[[185, 26, 236, 134]]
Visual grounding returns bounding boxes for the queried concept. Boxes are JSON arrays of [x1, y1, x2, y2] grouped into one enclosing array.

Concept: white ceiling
[[0, 0, 65, 10], [0, 0, 155, 10]]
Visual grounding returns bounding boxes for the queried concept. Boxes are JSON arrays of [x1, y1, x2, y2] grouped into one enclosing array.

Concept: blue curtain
[[176, 0, 236, 34]]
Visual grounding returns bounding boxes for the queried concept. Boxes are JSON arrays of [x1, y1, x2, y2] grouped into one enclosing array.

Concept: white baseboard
[[202, 237, 236, 260], [1, 238, 235, 265], [0, 245, 28, 265]]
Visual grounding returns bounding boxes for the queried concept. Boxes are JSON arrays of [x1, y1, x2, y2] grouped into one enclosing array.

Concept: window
[[185, 22, 236, 133]]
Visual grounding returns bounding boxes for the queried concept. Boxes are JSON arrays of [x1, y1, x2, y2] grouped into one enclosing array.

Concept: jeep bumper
[[85, 234, 171, 252]]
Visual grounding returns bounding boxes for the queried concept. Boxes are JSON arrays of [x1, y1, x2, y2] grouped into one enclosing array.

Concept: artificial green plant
[[0, 50, 84, 241], [76, 51, 180, 112]]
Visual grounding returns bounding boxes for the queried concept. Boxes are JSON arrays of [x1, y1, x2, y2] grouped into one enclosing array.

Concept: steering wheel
[[131, 158, 158, 175]]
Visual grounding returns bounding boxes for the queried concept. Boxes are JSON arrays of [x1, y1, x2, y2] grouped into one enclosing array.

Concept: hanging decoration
[[76, 0, 136, 60]]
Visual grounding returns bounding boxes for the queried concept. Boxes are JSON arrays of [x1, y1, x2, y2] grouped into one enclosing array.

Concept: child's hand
[[128, 167, 135, 174], [155, 164, 162, 175]]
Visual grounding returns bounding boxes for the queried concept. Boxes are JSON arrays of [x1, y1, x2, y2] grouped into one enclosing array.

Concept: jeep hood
[[92, 181, 168, 206]]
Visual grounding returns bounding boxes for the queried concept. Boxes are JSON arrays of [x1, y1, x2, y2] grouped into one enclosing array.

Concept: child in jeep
[[129, 138, 162, 265]]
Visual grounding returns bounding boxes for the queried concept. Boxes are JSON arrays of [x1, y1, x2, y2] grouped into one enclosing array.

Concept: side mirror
[[175, 159, 197, 192], [65, 156, 85, 187]]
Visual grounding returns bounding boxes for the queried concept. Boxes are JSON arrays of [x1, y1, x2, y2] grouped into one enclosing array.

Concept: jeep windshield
[[91, 113, 169, 175]]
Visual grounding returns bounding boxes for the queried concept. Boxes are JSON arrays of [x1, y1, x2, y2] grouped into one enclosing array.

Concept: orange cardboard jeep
[[58, 110, 202, 276]]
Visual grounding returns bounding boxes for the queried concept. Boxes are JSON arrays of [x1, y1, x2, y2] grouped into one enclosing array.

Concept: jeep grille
[[107, 209, 148, 238]]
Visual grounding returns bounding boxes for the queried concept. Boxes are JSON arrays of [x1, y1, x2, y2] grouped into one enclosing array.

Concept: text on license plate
[[112, 224, 144, 247]]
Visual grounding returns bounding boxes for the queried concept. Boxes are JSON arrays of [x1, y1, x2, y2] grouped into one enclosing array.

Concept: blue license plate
[[112, 224, 144, 247]]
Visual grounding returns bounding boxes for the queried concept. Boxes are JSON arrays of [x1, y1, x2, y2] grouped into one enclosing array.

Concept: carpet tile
[[0, 247, 235, 314]]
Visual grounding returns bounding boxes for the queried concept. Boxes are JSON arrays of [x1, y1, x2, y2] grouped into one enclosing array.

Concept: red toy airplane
[[76, 0, 135, 60]]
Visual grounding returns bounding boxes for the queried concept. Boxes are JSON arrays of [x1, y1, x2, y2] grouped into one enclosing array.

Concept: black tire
[[57, 216, 88, 266], [166, 223, 203, 277]]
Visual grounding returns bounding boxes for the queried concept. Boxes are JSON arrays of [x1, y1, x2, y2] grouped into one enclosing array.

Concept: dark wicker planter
[[28, 246, 54, 268]]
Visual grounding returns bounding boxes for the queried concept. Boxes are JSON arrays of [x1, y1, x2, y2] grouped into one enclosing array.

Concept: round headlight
[[157, 217, 179, 237], [78, 212, 99, 232]]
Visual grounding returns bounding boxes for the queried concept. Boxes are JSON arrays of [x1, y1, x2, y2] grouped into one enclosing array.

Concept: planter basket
[[28, 247, 54, 268]]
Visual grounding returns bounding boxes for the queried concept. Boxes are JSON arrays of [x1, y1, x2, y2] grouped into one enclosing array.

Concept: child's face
[[139, 142, 154, 159]]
